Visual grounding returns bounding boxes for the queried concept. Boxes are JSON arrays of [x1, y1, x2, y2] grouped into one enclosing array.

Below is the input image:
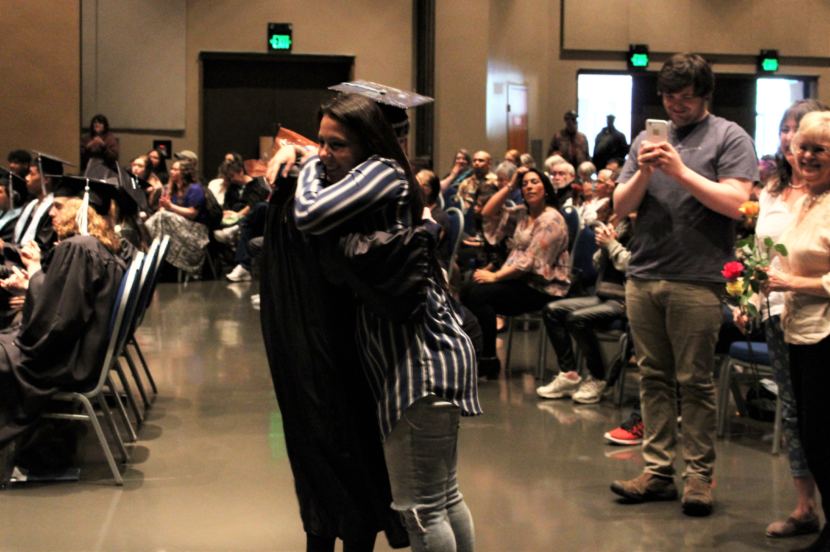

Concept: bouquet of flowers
[[721, 201, 787, 323]]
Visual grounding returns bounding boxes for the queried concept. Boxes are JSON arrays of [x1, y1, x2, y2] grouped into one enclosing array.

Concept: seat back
[[561, 206, 580, 251], [85, 253, 144, 398], [132, 238, 162, 329], [569, 225, 598, 295]]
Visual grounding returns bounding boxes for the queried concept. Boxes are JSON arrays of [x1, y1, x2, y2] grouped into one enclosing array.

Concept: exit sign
[[268, 23, 292, 52]]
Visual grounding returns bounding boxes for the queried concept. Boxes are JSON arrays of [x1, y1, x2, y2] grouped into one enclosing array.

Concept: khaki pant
[[626, 279, 722, 482]]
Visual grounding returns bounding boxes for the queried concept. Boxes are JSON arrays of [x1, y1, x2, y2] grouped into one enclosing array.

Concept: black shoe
[[791, 524, 830, 552], [0, 441, 17, 489], [477, 356, 501, 380]]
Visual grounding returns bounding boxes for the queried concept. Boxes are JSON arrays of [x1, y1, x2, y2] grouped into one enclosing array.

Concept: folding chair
[[41, 252, 144, 485]]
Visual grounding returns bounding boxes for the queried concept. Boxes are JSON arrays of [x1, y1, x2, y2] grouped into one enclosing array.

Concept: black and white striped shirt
[[295, 155, 481, 438]]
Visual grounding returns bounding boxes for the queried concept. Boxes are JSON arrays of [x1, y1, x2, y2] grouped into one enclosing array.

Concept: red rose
[[721, 261, 745, 281]]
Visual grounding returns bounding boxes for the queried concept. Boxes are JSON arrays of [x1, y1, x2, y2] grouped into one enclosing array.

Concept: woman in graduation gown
[[260, 164, 408, 552], [0, 177, 125, 476]]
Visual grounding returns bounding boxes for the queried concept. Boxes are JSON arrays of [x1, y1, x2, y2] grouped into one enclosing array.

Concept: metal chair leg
[[106, 374, 137, 443], [130, 337, 158, 396], [123, 349, 151, 411], [85, 396, 124, 485], [114, 359, 144, 426]]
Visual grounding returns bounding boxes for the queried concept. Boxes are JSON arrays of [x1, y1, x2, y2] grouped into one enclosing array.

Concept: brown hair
[[53, 198, 120, 253]]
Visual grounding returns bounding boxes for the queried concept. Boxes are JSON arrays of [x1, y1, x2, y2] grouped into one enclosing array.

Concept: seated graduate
[[0, 176, 126, 480], [0, 171, 24, 242], [9, 152, 74, 252]]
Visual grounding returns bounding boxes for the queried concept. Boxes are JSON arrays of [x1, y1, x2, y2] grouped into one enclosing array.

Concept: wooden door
[[507, 83, 529, 153]]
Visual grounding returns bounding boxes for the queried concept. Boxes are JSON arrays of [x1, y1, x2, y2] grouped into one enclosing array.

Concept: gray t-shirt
[[619, 114, 758, 282]]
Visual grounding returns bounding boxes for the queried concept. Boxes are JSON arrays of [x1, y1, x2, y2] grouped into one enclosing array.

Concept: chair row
[[42, 235, 170, 485]]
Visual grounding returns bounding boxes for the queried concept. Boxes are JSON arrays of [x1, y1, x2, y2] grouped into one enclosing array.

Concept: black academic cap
[[328, 80, 434, 138], [50, 175, 120, 216], [0, 167, 25, 209], [32, 151, 74, 177], [110, 170, 146, 215]]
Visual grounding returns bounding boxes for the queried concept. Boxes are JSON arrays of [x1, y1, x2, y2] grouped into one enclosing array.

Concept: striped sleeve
[[294, 155, 405, 235]]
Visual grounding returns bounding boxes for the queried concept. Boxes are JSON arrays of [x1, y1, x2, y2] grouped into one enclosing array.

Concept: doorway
[[507, 83, 528, 154]]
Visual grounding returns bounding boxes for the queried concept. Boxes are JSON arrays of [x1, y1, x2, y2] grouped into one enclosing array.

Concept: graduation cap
[[112, 166, 148, 215], [328, 80, 434, 138], [50, 175, 122, 236], [32, 151, 74, 178], [0, 167, 25, 210]]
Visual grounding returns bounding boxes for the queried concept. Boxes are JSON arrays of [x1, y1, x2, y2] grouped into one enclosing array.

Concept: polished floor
[[0, 281, 820, 551]]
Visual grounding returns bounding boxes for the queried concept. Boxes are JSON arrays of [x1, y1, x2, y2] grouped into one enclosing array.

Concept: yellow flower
[[725, 278, 745, 297], [739, 201, 760, 218]]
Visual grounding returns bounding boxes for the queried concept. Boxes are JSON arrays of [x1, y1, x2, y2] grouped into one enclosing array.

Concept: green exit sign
[[268, 23, 292, 52], [630, 53, 649, 68], [758, 50, 779, 73]]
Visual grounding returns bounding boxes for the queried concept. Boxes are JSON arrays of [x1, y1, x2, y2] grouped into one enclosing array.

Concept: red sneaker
[[604, 412, 644, 446]]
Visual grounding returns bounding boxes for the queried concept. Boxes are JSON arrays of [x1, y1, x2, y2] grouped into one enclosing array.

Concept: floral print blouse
[[485, 204, 570, 296]]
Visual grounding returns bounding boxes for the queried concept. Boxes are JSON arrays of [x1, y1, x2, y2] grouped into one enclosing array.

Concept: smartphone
[[646, 119, 669, 142]]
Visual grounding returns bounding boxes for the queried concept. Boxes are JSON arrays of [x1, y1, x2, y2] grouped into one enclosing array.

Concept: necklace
[[804, 189, 830, 211], [789, 181, 806, 189]]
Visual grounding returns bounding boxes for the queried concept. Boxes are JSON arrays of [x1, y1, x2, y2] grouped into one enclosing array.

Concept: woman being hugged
[[767, 110, 830, 552], [293, 93, 480, 552]]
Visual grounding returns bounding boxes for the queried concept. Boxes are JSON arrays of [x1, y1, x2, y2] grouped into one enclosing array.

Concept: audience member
[[593, 114, 629, 170], [609, 53, 757, 517], [81, 114, 119, 179], [537, 216, 631, 403], [549, 160, 576, 207], [580, 168, 615, 225], [737, 99, 828, 540], [416, 169, 453, 269], [766, 111, 830, 551], [519, 153, 536, 169], [547, 110, 589, 167], [145, 160, 209, 277], [504, 149, 520, 165], [439, 148, 472, 198], [147, 148, 169, 185], [463, 167, 570, 379]]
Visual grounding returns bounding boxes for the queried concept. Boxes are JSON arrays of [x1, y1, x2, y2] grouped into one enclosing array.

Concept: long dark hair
[[89, 113, 110, 136], [521, 168, 560, 210], [769, 98, 830, 196], [319, 94, 423, 222], [148, 148, 169, 184]]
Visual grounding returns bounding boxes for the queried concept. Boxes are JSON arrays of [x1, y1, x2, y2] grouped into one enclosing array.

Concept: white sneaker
[[572, 377, 607, 404], [536, 371, 581, 399], [226, 264, 252, 282], [214, 225, 241, 245]]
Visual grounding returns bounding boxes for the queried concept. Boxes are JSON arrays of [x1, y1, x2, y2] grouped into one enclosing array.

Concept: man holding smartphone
[[610, 53, 758, 516]]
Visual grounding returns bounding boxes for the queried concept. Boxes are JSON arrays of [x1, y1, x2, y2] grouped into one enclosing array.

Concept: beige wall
[[114, 0, 412, 169], [0, 0, 81, 166], [6, 1, 830, 178]]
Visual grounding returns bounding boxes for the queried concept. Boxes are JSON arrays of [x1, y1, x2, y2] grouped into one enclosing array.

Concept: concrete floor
[[0, 280, 819, 551]]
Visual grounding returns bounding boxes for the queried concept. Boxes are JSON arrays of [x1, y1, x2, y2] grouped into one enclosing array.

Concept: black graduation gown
[[259, 178, 407, 548], [0, 235, 125, 445]]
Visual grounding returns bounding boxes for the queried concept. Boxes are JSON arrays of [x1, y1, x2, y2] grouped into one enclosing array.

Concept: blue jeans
[[383, 396, 475, 552]]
